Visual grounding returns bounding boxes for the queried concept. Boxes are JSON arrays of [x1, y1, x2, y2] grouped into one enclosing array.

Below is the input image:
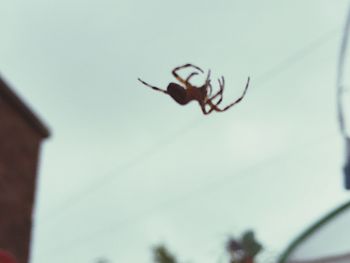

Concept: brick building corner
[[0, 75, 50, 263]]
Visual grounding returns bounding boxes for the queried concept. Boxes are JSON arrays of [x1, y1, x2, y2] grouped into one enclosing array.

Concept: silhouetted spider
[[138, 64, 249, 115]]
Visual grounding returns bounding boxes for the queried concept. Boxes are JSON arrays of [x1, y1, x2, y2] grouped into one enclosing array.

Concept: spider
[[138, 63, 250, 115]]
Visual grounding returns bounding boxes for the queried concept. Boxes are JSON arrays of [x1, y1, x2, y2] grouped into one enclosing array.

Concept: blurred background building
[[0, 76, 49, 263]]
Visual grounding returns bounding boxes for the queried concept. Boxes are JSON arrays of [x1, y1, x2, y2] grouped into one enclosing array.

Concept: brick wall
[[0, 95, 43, 263]]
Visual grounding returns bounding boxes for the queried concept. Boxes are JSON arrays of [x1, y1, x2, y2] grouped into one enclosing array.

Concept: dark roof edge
[[278, 199, 350, 263], [0, 76, 50, 138]]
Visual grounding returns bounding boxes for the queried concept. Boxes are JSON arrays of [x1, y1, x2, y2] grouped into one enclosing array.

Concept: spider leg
[[207, 81, 213, 99], [209, 77, 250, 112], [210, 77, 224, 103], [217, 77, 225, 103], [204, 77, 224, 114], [205, 70, 212, 97], [138, 78, 168, 94], [172, 64, 204, 86], [201, 99, 221, 115], [205, 70, 211, 82], [185, 72, 199, 85], [199, 74, 223, 115], [174, 63, 204, 73], [200, 103, 211, 115], [199, 70, 213, 98], [200, 82, 223, 115]]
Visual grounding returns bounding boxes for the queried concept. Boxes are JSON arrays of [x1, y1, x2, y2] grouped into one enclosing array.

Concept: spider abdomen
[[167, 83, 189, 105]]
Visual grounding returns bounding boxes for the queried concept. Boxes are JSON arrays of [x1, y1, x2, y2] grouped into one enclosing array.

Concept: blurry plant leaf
[[240, 230, 263, 258], [226, 238, 243, 252], [153, 245, 178, 263]]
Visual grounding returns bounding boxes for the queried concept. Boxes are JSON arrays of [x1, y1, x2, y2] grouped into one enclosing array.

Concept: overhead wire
[[39, 26, 340, 228], [38, 115, 203, 225], [43, 131, 335, 261], [40, 25, 341, 260]]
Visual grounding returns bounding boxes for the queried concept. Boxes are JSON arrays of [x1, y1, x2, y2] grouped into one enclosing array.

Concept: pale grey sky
[[1, 1, 350, 263]]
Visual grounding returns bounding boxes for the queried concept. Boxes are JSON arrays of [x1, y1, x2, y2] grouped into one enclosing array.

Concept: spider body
[[166, 82, 208, 106], [138, 64, 249, 115], [166, 82, 188, 105]]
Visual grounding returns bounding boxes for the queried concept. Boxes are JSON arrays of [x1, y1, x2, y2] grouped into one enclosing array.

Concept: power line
[[42, 131, 335, 261], [38, 25, 340, 229], [39, 26, 342, 260], [255, 27, 338, 84], [38, 115, 203, 224]]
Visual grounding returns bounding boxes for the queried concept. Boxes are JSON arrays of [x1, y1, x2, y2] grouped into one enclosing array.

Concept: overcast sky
[[1, 1, 350, 263]]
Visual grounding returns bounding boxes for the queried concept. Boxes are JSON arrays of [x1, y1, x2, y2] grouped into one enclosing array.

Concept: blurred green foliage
[[153, 245, 178, 263], [227, 230, 263, 263], [152, 230, 262, 263]]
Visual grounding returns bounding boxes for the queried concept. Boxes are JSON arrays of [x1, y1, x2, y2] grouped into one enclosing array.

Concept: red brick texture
[[0, 91, 46, 263], [0, 249, 18, 263]]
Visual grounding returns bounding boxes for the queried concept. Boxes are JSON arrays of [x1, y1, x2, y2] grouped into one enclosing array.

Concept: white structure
[[279, 200, 350, 263]]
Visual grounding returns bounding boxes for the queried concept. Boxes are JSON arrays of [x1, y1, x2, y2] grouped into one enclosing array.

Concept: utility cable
[[42, 131, 335, 261], [38, 26, 340, 228], [39, 26, 342, 260]]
